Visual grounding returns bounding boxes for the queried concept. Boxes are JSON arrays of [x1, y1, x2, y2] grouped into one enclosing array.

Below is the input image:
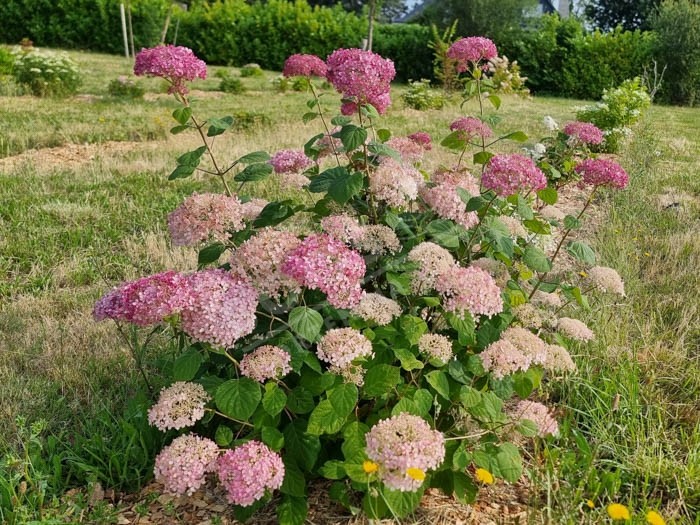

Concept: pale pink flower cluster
[[321, 214, 364, 244], [482, 154, 547, 197], [512, 303, 545, 329], [386, 136, 426, 163], [502, 327, 548, 364], [407, 242, 455, 294], [134, 45, 206, 96], [277, 172, 310, 190], [418, 333, 453, 363], [93, 270, 189, 326], [366, 413, 445, 492], [269, 149, 312, 174], [317, 327, 373, 368], [447, 37, 498, 72], [479, 339, 532, 379], [407, 131, 432, 150], [241, 198, 268, 220], [148, 382, 209, 431], [470, 257, 510, 288], [351, 293, 402, 325], [531, 290, 563, 308], [329, 362, 366, 386], [168, 193, 246, 246], [450, 117, 494, 142], [154, 434, 219, 495], [239, 345, 292, 383], [512, 400, 559, 437], [230, 228, 301, 300], [421, 168, 480, 228], [542, 344, 576, 373], [281, 234, 366, 308], [369, 158, 424, 208], [499, 215, 527, 238], [354, 225, 401, 255], [563, 121, 604, 145], [180, 269, 258, 348], [557, 317, 595, 341], [587, 266, 625, 296], [216, 441, 285, 507], [282, 53, 327, 78], [435, 266, 503, 318], [574, 158, 629, 189], [326, 48, 396, 114]]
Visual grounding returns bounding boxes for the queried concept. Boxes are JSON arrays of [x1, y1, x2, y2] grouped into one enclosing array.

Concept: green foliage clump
[[240, 63, 264, 78], [219, 74, 245, 94], [373, 24, 433, 83], [576, 78, 651, 153], [12, 49, 81, 97], [107, 75, 145, 99], [0, 46, 14, 75], [428, 21, 460, 91], [485, 55, 529, 96], [401, 79, 446, 110]]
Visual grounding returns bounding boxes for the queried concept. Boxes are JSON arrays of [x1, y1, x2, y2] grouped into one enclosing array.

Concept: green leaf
[[307, 400, 347, 435], [380, 486, 424, 518], [523, 245, 552, 273], [302, 112, 318, 124], [335, 125, 367, 151], [168, 164, 196, 180], [308, 167, 349, 193], [170, 124, 189, 135], [198, 242, 226, 265], [523, 218, 551, 235], [412, 389, 433, 416], [473, 150, 495, 165], [331, 115, 352, 126], [426, 219, 463, 249], [172, 107, 192, 125], [346, 462, 372, 484], [447, 359, 469, 384], [288, 307, 323, 343], [377, 128, 391, 142], [236, 150, 271, 164], [516, 419, 539, 437], [515, 195, 534, 220], [441, 131, 466, 151], [261, 426, 285, 450], [566, 241, 596, 265], [328, 171, 364, 205], [253, 200, 298, 228], [206, 116, 234, 136], [286, 386, 315, 414], [494, 443, 523, 482], [469, 391, 505, 424], [452, 443, 471, 471], [214, 425, 233, 446], [394, 347, 424, 371], [319, 460, 346, 480], [391, 397, 420, 416], [459, 385, 482, 408], [537, 187, 558, 205], [176, 146, 207, 167], [280, 459, 306, 497], [502, 130, 528, 142], [487, 94, 501, 110], [329, 481, 354, 510], [262, 385, 288, 417], [233, 162, 273, 182], [367, 141, 401, 160], [172, 349, 203, 381], [512, 373, 534, 399], [563, 215, 582, 230], [215, 378, 262, 421], [446, 311, 476, 346], [426, 370, 450, 400], [387, 272, 412, 295], [453, 472, 478, 504], [328, 383, 358, 418], [363, 365, 401, 397], [283, 420, 320, 471], [341, 421, 369, 460], [399, 315, 428, 345], [462, 193, 487, 211], [277, 495, 308, 525]]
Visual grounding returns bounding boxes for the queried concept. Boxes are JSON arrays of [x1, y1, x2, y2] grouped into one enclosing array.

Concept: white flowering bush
[[94, 43, 631, 523], [12, 48, 81, 97]]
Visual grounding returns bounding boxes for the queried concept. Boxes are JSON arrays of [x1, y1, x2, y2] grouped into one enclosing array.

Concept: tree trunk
[[367, 0, 377, 51]]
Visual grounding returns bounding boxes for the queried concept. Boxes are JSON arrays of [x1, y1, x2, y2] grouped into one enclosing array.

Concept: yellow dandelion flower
[[362, 460, 379, 474], [579, 271, 588, 278], [406, 467, 426, 481], [607, 503, 631, 521], [475, 468, 494, 485], [644, 252, 651, 257], [646, 510, 665, 525], [586, 499, 595, 509]]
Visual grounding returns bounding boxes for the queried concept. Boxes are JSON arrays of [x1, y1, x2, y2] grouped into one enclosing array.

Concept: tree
[[306, 0, 408, 22], [583, 0, 662, 31]]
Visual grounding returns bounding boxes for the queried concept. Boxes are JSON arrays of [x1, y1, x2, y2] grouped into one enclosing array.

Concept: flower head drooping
[[282, 53, 327, 78], [354, 225, 401, 255], [351, 293, 402, 325], [321, 214, 364, 244], [180, 269, 258, 349], [269, 149, 312, 175], [563, 121, 604, 146], [230, 228, 302, 300], [587, 266, 626, 296], [148, 382, 210, 431], [511, 400, 559, 437], [482, 154, 547, 197], [502, 327, 548, 364], [435, 265, 503, 318], [479, 339, 532, 379], [449, 117, 494, 143], [369, 158, 424, 208], [168, 193, 246, 246], [281, 234, 365, 309], [154, 434, 219, 495], [216, 441, 285, 507], [407, 131, 432, 150], [239, 345, 292, 383], [418, 333, 453, 364], [134, 45, 206, 96], [407, 242, 455, 294], [326, 48, 396, 114], [93, 270, 190, 326], [575, 158, 629, 189], [447, 37, 498, 72], [557, 317, 595, 342], [317, 327, 373, 368], [607, 503, 631, 521], [542, 344, 577, 373], [365, 413, 445, 492]]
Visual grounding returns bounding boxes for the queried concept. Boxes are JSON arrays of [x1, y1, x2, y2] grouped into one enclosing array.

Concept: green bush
[[240, 63, 264, 77], [12, 49, 81, 97], [219, 74, 245, 94], [107, 75, 145, 99], [373, 24, 433, 82], [401, 79, 446, 110], [0, 46, 14, 75]]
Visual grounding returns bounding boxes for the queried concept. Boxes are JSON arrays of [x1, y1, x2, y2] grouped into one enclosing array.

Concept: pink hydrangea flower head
[[326, 48, 396, 114], [351, 293, 402, 325], [511, 400, 559, 437], [563, 121, 604, 145], [134, 45, 206, 96], [479, 339, 532, 379], [574, 158, 629, 189], [180, 269, 258, 348], [239, 345, 292, 383], [168, 193, 246, 246], [93, 270, 190, 326], [407, 242, 455, 294], [216, 441, 285, 506], [269, 149, 312, 174], [502, 326, 548, 364], [450, 117, 494, 142], [321, 214, 364, 244], [418, 333, 453, 363], [366, 413, 445, 492], [154, 434, 219, 495], [587, 266, 625, 296], [386, 136, 425, 163], [148, 381, 210, 431], [421, 168, 480, 229], [281, 234, 365, 309], [557, 317, 595, 341], [317, 327, 373, 368], [408, 131, 432, 150], [241, 198, 268, 221], [282, 53, 327, 78], [482, 154, 547, 197], [435, 265, 503, 318], [542, 344, 576, 373], [353, 225, 401, 255], [369, 158, 424, 208], [447, 37, 498, 72]]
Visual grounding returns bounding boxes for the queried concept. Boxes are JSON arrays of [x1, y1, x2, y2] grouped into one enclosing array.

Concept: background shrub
[[401, 79, 446, 110], [239, 63, 263, 77], [12, 49, 81, 97], [107, 75, 144, 99], [218, 74, 245, 94], [0, 46, 14, 75], [373, 24, 433, 82]]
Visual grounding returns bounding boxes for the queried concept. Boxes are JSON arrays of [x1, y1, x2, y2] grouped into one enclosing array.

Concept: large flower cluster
[[282, 53, 327, 78], [587, 266, 625, 296], [354, 225, 401, 255], [317, 327, 373, 368], [321, 214, 364, 244], [446, 37, 498, 72], [180, 269, 258, 348], [134, 45, 206, 96], [407, 242, 455, 294], [239, 345, 292, 383], [148, 382, 210, 431], [511, 400, 559, 437], [269, 149, 312, 174], [563, 121, 603, 145], [93, 270, 189, 326], [418, 333, 453, 363], [216, 441, 285, 506], [479, 339, 532, 379], [482, 154, 547, 197], [421, 168, 480, 228], [154, 434, 219, 495], [281, 234, 366, 308], [369, 158, 424, 208], [351, 293, 402, 325], [365, 413, 445, 492], [575, 158, 629, 189], [502, 327, 548, 364], [168, 193, 246, 246], [557, 317, 595, 341], [450, 117, 493, 143], [385, 136, 426, 163], [326, 48, 396, 114], [435, 265, 503, 318]]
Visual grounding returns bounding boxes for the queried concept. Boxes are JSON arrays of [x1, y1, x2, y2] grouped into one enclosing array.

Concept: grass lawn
[[0, 48, 698, 524]]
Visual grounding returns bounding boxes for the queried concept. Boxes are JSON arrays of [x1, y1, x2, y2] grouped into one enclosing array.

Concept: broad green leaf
[[412, 389, 433, 416], [446, 311, 476, 346], [236, 150, 271, 164], [567, 241, 596, 265], [399, 315, 428, 346], [286, 386, 315, 414], [280, 459, 306, 497], [302, 112, 317, 124], [168, 164, 196, 180], [502, 130, 528, 142], [512, 373, 534, 399], [447, 359, 469, 384], [170, 124, 189, 134], [214, 425, 233, 446], [261, 426, 285, 450], [427, 219, 463, 249], [461, 192, 486, 211], [487, 94, 501, 110], [319, 460, 346, 480], [328, 383, 358, 418], [308, 167, 349, 193], [459, 385, 482, 408], [537, 187, 558, 205], [233, 162, 273, 182], [283, 419, 320, 471], [425, 370, 450, 400], [335, 125, 368, 151], [253, 200, 298, 228], [523, 218, 551, 235], [176, 145, 207, 167], [307, 400, 347, 435], [394, 347, 424, 371], [473, 151, 495, 165], [341, 421, 369, 460], [515, 195, 534, 220], [328, 171, 364, 204], [172, 349, 202, 381], [277, 495, 307, 525], [469, 391, 505, 423], [452, 443, 471, 471], [206, 116, 234, 136], [215, 378, 261, 421], [262, 385, 288, 416], [391, 397, 420, 416], [379, 486, 424, 518], [377, 128, 391, 142], [363, 365, 401, 397], [198, 242, 226, 265], [331, 116, 352, 126], [441, 131, 466, 151], [387, 272, 412, 295], [563, 215, 582, 230], [494, 443, 523, 482], [288, 307, 323, 343], [523, 245, 552, 272], [453, 472, 478, 503], [367, 141, 401, 160], [172, 107, 192, 125], [516, 419, 539, 437]]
